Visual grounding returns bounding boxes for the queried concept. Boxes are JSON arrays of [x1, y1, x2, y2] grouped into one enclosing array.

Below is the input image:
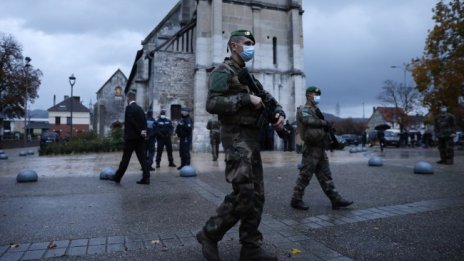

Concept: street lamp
[[23, 57, 31, 147], [390, 64, 410, 88], [69, 74, 76, 138]]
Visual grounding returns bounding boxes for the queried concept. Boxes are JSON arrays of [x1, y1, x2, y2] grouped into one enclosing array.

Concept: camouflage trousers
[[438, 137, 454, 162], [292, 147, 340, 201], [203, 125, 264, 248], [210, 133, 220, 161]]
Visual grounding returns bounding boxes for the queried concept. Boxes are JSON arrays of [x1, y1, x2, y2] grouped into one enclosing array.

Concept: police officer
[[291, 86, 353, 211], [155, 110, 176, 168], [196, 29, 284, 261], [145, 110, 157, 170], [435, 105, 456, 164], [175, 107, 193, 170], [206, 118, 221, 161]]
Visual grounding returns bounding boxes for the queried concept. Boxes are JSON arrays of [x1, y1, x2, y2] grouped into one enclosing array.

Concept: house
[[124, 0, 305, 151], [367, 106, 406, 131], [48, 96, 90, 138], [93, 69, 127, 136]]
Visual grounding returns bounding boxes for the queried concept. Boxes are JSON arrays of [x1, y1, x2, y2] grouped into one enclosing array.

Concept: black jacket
[[124, 102, 147, 141]]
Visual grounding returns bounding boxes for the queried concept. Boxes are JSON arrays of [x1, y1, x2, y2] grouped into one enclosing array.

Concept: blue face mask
[[313, 95, 321, 104], [239, 45, 255, 62]]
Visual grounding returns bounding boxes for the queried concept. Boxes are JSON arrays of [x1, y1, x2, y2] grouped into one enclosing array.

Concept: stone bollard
[[17, 169, 38, 183], [19, 151, 27, 156], [99, 167, 116, 180], [0, 154, 7, 160], [179, 165, 197, 177], [368, 156, 383, 167], [414, 161, 434, 174]]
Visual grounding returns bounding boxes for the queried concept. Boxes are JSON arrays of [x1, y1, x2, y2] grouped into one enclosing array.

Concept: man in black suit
[[110, 91, 151, 185]]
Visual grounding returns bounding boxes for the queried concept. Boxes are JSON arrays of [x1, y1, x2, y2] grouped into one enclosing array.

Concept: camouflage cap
[[306, 86, 321, 95], [230, 29, 255, 43]]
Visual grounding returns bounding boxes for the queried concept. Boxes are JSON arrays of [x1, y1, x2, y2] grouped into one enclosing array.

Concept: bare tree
[[377, 80, 422, 131]]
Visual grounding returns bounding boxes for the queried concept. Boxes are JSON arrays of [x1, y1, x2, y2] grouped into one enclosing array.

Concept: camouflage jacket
[[435, 112, 456, 138], [206, 57, 284, 127], [296, 101, 330, 148]]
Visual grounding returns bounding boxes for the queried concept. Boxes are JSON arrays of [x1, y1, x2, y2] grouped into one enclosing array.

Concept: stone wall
[[152, 51, 195, 118]]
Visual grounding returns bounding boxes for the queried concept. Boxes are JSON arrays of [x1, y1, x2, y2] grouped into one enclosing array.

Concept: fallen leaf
[[291, 248, 301, 255], [48, 242, 57, 249], [151, 240, 160, 244], [10, 244, 18, 249]]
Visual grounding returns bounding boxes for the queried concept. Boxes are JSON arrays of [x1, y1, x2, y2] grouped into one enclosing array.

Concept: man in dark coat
[[110, 91, 151, 185]]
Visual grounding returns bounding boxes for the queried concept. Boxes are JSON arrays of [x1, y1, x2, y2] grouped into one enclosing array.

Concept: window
[[55, 117, 61, 125], [115, 86, 122, 97], [66, 117, 71, 125], [171, 105, 181, 121]]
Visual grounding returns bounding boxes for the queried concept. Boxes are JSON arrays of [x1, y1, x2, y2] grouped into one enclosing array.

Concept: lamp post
[[69, 74, 76, 138], [23, 57, 31, 147], [390, 63, 410, 88]]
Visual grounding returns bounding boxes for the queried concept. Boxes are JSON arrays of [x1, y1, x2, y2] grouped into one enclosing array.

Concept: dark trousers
[[179, 137, 191, 167], [115, 139, 149, 181], [156, 138, 174, 165], [146, 138, 156, 167]]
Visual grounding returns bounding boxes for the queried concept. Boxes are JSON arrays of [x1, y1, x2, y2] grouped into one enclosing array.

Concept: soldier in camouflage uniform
[[196, 29, 284, 261], [435, 106, 456, 164], [290, 86, 353, 211], [206, 118, 221, 161]]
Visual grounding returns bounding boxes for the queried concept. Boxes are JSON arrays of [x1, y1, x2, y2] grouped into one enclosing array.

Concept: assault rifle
[[314, 108, 340, 150], [238, 68, 286, 138]]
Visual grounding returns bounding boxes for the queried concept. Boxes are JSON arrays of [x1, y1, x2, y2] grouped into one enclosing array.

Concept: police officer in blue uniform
[[155, 110, 177, 168], [146, 110, 157, 170], [175, 107, 193, 170]]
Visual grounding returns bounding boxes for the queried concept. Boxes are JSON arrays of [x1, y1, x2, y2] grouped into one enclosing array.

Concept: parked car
[[340, 134, 360, 146], [40, 131, 59, 149], [333, 135, 346, 150], [383, 130, 400, 147]]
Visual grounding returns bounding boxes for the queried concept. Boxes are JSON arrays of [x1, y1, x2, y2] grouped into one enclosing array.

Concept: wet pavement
[[0, 145, 463, 260]]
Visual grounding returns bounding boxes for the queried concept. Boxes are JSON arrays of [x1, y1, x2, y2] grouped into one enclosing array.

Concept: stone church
[[125, 0, 305, 151], [93, 69, 127, 136]]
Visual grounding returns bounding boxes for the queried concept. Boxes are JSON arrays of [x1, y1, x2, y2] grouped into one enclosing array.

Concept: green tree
[[411, 0, 464, 118], [0, 33, 42, 119]]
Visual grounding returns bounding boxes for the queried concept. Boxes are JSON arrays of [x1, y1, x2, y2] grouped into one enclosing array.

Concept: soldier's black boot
[[445, 159, 453, 165], [196, 230, 219, 261], [239, 246, 277, 261], [290, 199, 309, 210], [331, 197, 353, 210], [436, 160, 446, 164]]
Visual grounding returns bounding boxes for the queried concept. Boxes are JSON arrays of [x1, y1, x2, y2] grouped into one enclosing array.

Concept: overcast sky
[[0, 0, 438, 118]]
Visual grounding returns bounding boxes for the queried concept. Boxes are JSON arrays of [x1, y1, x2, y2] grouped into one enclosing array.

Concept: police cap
[[230, 29, 255, 43], [306, 86, 321, 95]]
